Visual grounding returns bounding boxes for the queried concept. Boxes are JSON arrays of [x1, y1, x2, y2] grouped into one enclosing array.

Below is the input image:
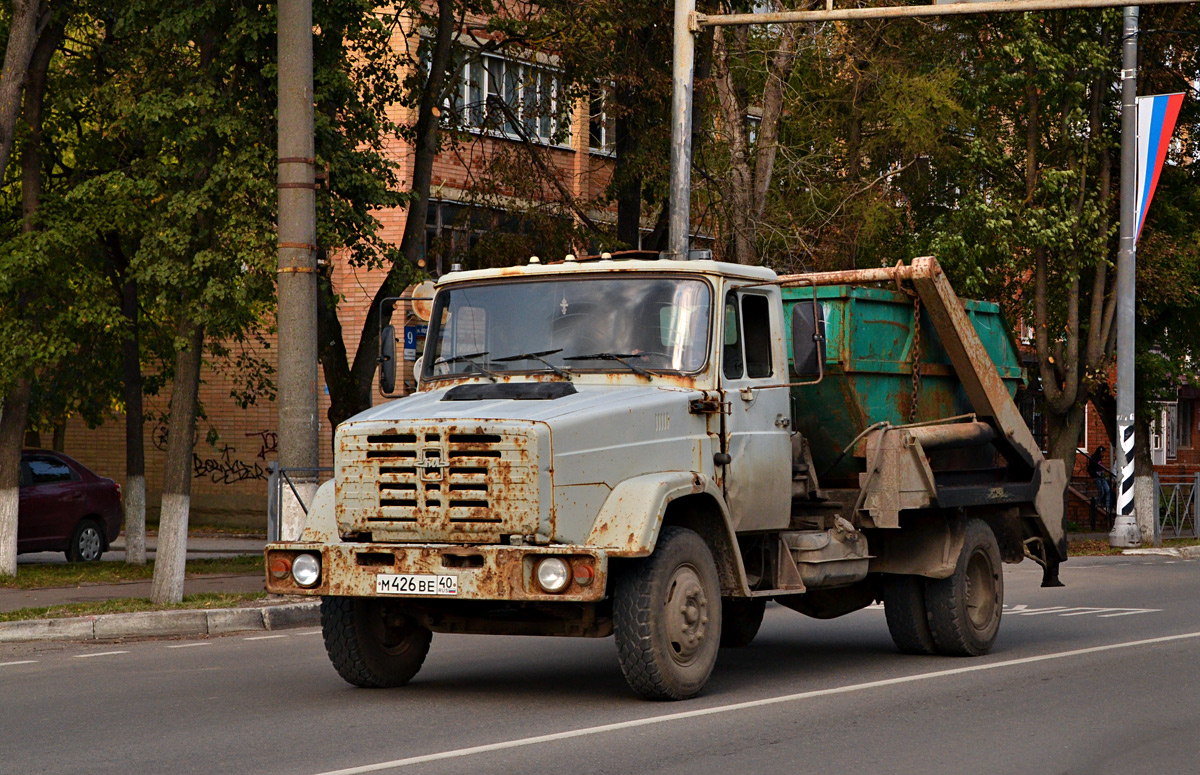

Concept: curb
[[1122, 546, 1200, 559], [0, 601, 320, 644]]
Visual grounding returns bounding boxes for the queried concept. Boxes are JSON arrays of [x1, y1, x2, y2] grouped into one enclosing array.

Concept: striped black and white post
[[1116, 421, 1137, 517]]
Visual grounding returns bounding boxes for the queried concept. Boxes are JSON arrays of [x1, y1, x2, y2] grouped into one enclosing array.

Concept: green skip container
[[782, 285, 1025, 484]]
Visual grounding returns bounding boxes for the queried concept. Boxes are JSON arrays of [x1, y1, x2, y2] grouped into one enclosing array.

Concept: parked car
[[18, 450, 122, 562]]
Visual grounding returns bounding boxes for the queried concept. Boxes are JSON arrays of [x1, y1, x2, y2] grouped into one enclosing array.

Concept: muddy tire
[[614, 527, 722, 700], [925, 519, 1004, 656], [321, 596, 432, 688], [882, 575, 936, 655], [720, 597, 765, 648]]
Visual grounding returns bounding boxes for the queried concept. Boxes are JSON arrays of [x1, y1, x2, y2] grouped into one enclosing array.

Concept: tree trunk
[[712, 26, 755, 264], [0, 0, 47, 185], [122, 273, 147, 565], [319, 0, 457, 431], [1045, 402, 1085, 472], [0, 378, 33, 577], [613, 88, 642, 250], [150, 320, 205, 604]]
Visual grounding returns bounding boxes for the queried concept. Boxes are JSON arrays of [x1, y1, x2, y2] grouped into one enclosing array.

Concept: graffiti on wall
[[245, 429, 278, 461], [153, 424, 274, 484]]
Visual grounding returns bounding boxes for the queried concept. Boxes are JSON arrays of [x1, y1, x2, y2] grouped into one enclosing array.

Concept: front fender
[[298, 479, 340, 543], [586, 471, 723, 557]]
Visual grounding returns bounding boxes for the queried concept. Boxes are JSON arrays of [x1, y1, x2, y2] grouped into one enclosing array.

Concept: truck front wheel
[[924, 518, 1004, 656], [320, 596, 432, 688], [614, 527, 722, 700]]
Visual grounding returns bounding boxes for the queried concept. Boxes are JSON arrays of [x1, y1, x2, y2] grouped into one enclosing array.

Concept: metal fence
[[1071, 450, 1116, 532], [1152, 472, 1199, 542], [267, 464, 334, 542]]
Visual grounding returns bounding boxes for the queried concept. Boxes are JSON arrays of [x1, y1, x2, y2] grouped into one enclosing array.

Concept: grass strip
[[0, 591, 270, 623], [1, 554, 264, 590]]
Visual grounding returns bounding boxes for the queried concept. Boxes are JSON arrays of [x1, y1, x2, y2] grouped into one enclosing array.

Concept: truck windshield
[[423, 275, 712, 380]]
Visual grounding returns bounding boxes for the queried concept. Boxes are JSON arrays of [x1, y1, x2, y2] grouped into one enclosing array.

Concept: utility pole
[[277, 0, 320, 540], [667, 0, 697, 261], [1110, 7, 1144, 547]]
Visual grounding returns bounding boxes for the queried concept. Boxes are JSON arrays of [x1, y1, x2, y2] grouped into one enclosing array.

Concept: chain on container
[[909, 295, 922, 424]]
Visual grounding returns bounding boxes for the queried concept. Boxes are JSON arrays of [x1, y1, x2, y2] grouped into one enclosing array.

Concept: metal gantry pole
[[1111, 7, 1143, 547], [667, 0, 697, 260], [277, 0, 321, 540]]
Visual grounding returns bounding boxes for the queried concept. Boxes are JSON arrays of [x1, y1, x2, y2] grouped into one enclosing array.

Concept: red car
[[19, 450, 122, 562]]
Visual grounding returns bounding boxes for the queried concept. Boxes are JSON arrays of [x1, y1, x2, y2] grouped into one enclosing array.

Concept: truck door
[[719, 287, 792, 532]]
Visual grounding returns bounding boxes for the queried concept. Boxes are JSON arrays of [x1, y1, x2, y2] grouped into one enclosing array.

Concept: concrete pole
[[667, 0, 697, 260], [1110, 7, 1143, 548], [277, 0, 320, 540]]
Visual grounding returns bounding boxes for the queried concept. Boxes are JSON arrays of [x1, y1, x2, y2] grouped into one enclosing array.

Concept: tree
[[0, 3, 71, 577], [317, 0, 495, 429]]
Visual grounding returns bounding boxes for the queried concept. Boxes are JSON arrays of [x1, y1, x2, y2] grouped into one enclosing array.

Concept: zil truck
[[264, 254, 1067, 700]]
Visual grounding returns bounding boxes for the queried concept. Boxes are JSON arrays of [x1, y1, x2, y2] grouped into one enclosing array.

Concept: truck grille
[[336, 424, 542, 542]]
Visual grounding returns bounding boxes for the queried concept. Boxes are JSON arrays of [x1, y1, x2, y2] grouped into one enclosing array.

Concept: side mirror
[[414, 355, 424, 391], [379, 325, 397, 394], [791, 302, 826, 379]]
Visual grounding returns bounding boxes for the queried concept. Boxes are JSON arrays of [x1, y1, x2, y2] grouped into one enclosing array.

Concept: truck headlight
[[292, 553, 321, 587], [535, 557, 571, 593]]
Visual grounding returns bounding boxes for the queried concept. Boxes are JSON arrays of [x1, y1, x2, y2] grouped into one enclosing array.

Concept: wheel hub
[[964, 549, 997, 630], [664, 564, 709, 665], [79, 528, 102, 561]]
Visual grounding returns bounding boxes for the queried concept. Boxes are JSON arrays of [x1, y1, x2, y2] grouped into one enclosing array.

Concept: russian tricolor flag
[[1134, 92, 1186, 244]]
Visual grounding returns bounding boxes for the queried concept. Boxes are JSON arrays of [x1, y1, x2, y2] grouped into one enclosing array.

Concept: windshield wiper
[[492, 348, 572, 380], [562, 352, 654, 379], [433, 351, 498, 382]]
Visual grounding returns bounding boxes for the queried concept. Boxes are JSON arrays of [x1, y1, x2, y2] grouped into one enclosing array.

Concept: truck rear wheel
[[882, 575, 936, 655], [720, 597, 765, 648], [614, 527, 722, 700], [924, 519, 1003, 656], [320, 596, 432, 688]]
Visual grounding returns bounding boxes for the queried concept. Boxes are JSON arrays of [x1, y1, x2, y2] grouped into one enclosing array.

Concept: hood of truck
[[335, 382, 714, 544], [347, 381, 694, 425]]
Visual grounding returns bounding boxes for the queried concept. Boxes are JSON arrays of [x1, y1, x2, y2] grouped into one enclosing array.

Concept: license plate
[[376, 573, 458, 596]]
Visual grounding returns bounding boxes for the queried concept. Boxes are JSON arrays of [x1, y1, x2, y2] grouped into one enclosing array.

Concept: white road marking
[[296, 630, 324, 636], [1011, 606, 1072, 616], [75, 651, 128, 659], [1004, 605, 1160, 618], [309, 630, 1200, 775], [167, 642, 211, 649], [244, 634, 288, 641], [0, 660, 38, 667]]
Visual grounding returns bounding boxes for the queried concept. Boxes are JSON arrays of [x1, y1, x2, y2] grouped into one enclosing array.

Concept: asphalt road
[[2, 554, 1197, 775]]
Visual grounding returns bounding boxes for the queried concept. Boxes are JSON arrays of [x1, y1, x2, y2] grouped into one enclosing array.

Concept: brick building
[[58, 20, 620, 529]]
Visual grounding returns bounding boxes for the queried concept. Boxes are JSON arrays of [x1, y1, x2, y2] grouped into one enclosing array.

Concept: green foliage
[[1, 0, 409, 444]]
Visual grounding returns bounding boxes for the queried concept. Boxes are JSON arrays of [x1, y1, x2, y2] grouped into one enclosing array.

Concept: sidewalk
[[16, 533, 267, 566], [1, 533, 320, 643]]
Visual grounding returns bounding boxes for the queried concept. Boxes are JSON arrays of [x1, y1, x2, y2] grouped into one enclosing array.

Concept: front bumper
[[264, 541, 608, 602]]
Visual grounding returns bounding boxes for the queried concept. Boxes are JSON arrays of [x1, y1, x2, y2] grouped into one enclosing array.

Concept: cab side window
[[741, 294, 773, 379], [722, 292, 743, 379]]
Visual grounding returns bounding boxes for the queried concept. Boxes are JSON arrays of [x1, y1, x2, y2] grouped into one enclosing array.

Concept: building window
[[589, 84, 615, 155], [422, 200, 529, 276], [447, 52, 570, 147]]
